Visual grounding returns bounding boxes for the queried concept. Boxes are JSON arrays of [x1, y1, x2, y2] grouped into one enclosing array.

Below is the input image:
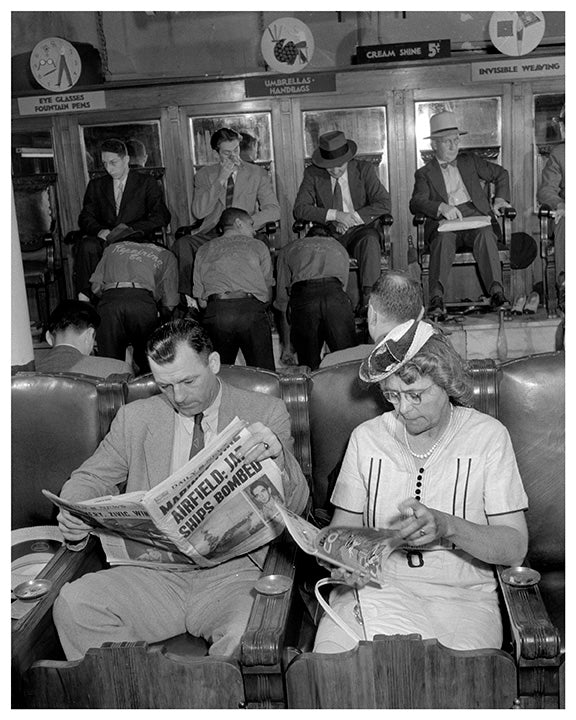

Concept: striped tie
[[115, 181, 124, 213], [225, 175, 235, 208], [189, 413, 204, 460], [332, 178, 343, 211]]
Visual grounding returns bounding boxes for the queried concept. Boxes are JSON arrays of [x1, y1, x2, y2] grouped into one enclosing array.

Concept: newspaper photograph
[[43, 417, 286, 569]]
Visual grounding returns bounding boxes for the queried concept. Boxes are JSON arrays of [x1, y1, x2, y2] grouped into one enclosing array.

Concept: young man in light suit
[[75, 138, 171, 301], [409, 111, 512, 319], [293, 130, 391, 313], [53, 318, 308, 661], [172, 128, 280, 304]]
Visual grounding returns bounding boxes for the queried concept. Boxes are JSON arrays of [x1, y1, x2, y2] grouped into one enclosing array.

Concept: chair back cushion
[[11, 373, 116, 529], [497, 352, 565, 569], [309, 361, 390, 513]]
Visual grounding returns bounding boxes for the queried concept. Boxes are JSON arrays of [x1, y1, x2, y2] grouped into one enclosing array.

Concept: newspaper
[[437, 215, 491, 232], [43, 418, 286, 569], [276, 504, 404, 587]]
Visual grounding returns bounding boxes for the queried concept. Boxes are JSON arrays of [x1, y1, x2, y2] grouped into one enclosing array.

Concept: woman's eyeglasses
[[382, 384, 436, 406]]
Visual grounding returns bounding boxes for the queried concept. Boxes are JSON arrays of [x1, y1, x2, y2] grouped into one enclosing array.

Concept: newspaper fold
[[44, 418, 286, 569]]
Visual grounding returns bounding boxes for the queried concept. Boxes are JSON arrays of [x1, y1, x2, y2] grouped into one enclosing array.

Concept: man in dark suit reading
[[409, 111, 512, 318], [75, 138, 171, 301], [293, 130, 391, 313]]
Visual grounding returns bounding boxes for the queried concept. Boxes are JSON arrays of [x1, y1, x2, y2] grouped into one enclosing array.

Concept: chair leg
[[501, 259, 511, 302]]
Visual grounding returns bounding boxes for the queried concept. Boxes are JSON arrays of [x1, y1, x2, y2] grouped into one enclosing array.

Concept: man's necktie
[[225, 175, 235, 208], [440, 160, 458, 169], [189, 413, 205, 460], [115, 181, 124, 213], [332, 178, 343, 211]]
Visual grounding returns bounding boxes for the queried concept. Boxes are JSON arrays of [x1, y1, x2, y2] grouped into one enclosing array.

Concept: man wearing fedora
[[293, 130, 391, 313], [410, 111, 512, 318]]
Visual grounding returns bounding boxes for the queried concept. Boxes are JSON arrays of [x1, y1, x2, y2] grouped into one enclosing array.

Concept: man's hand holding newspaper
[[44, 418, 288, 570]]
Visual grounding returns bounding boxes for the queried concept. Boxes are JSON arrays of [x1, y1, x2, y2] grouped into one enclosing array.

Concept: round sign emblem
[[489, 12, 545, 57], [261, 18, 314, 74]]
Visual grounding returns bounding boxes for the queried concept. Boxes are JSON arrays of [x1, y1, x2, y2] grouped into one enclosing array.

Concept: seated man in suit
[[125, 137, 148, 168], [409, 111, 512, 319], [537, 106, 565, 311], [172, 128, 280, 307], [293, 131, 391, 314], [53, 318, 308, 661], [75, 138, 171, 302], [320, 270, 424, 367], [35, 299, 133, 377]]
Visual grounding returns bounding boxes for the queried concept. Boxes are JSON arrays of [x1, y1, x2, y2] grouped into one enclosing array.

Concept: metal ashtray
[[254, 574, 292, 595], [13, 578, 53, 602], [501, 566, 541, 587]]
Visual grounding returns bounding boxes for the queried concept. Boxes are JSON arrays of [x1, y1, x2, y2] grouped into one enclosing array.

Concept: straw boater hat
[[359, 319, 437, 383], [312, 131, 358, 168], [425, 111, 468, 140]]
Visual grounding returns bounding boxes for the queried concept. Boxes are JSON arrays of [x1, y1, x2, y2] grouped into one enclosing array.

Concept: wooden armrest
[[538, 204, 554, 220], [292, 220, 308, 235], [497, 565, 562, 662], [12, 537, 105, 681], [499, 206, 517, 221], [241, 532, 298, 667], [412, 214, 427, 254], [175, 220, 202, 240], [265, 221, 278, 235]]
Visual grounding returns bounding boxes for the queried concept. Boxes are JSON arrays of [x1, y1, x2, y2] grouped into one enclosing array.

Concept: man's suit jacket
[[293, 159, 391, 225], [192, 161, 280, 235], [60, 380, 308, 517], [409, 152, 510, 243], [537, 143, 565, 210], [78, 168, 171, 238], [35, 345, 133, 378]]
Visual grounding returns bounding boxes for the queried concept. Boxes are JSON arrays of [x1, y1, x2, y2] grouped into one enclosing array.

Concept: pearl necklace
[[404, 405, 454, 459]]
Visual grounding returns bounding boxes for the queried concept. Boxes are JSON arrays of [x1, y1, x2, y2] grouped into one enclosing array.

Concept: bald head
[[368, 272, 424, 342]]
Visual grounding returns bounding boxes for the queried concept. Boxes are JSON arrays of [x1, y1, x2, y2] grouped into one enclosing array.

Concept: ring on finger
[[419, 529, 426, 537], [263, 442, 270, 451]]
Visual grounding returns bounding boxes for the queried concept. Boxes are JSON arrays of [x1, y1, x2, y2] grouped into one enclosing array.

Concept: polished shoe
[[510, 295, 526, 315], [428, 295, 446, 319], [523, 291, 539, 315], [490, 290, 509, 309]]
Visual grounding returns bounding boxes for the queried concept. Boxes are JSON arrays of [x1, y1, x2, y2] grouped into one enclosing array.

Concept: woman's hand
[[397, 498, 449, 546], [317, 559, 370, 589]]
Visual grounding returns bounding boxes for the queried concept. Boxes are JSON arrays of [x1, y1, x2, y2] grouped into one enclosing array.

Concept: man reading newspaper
[[54, 319, 308, 660]]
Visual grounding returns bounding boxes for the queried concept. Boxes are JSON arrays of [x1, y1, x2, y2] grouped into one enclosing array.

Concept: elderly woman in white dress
[[313, 320, 529, 653]]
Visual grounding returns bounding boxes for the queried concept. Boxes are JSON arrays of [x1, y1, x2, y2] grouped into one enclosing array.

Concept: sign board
[[471, 56, 564, 82], [357, 39, 450, 65], [245, 73, 336, 98], [17, 91, 106, 116]]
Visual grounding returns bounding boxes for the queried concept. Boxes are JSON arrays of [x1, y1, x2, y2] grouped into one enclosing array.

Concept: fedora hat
[[425, 111, 468, 139], [312, 131, 357, 168]]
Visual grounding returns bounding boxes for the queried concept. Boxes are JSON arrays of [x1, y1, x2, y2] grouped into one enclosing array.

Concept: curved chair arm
[[412, 213, 427, 257], [373, 213, 394, 256], [174, 220, 202, 240], [497, 565, 562, 662], [538, 204, 555, 258], [240, 533, 299, 707]]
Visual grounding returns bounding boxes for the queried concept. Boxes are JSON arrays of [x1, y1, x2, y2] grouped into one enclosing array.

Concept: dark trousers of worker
[[331, 224, 382, 294], [203, 297, 275, 371], [289, 278, 357, 370], [74, 235, 107, 298], [96, 288, 159, 374], [428, 203, 502, 298]]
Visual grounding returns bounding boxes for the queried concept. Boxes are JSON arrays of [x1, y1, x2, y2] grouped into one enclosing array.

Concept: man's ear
[[45, 331, 54, 347], [208, 351, 221, 375]]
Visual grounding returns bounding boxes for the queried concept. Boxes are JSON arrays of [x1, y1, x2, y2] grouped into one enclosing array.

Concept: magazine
[[43, 417, 286, 569], [275, 504, 404, 587], [437, 215, 491, 232]]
